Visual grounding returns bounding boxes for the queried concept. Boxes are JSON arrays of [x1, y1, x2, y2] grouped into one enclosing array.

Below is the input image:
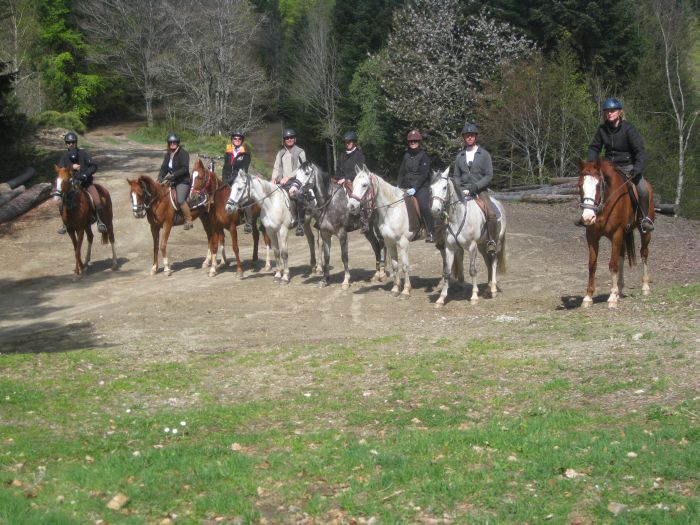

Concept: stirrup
[[97, 222, 107, 234], [57, 224, 67, 234], [183, 221, 193, 230], [244, 222, 253, 234], [486, 240, 497, 254], [640, 217, 654, 233], [295, 224, 305, 236]]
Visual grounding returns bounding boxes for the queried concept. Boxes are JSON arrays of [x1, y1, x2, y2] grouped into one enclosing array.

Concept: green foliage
[[33, 110, 85, 134]]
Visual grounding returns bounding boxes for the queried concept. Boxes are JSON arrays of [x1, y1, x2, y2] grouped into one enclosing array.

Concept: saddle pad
[[404, 195, 421, 232]]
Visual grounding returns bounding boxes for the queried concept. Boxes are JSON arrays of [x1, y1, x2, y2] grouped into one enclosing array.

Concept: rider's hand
[[280, 177, 289, 185], [463, 189, 470, 197], [72, 163, 80, 171], [406, 188, 416, 196], [336, 178, 345, 185]]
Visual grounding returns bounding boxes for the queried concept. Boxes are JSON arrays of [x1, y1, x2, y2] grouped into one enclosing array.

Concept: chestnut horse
[[577, 159, 654, 308], [54, 165, 117, 278], [127, 174, 213, 276], [191, 158, 271, 277]]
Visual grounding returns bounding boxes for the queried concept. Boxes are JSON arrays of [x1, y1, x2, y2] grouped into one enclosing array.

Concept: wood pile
[[0, 168, 54, 224]]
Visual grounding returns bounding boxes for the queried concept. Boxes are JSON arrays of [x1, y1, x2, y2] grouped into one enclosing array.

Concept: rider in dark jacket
[[397, 130, 434, 242], [452, 123, 499, 253], [335, 130, 366, 184], [158, 133, 193, 230], [587, 98, 653, 232], [56, 132, 105, 234], [222, 129, 253, 232]]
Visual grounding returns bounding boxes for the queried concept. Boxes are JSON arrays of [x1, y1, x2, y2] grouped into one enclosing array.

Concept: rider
[[222, 129, 253, 233], [397, 129, 434, 243], [587, 97, 653, 232], [158, 133, 193, 230], [335, 130, 366, 186], [56, 132, 106, 234], [271, 128, 307, 236], [452, 123, 499, 254]]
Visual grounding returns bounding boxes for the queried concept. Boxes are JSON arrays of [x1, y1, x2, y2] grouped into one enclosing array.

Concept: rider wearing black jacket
[[222, 130, 253, 232], [158, 133, 193, 230], [587, 98, 653, 231], [397, 130, 434, 242]]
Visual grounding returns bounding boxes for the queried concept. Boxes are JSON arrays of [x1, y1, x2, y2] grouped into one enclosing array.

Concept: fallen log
[[521, 194, 579, 204], [0, 183, 53, 224], [549, 177, 578, 186], [0, 186, 25, 207], [655, 203, 678, 216], [4, 167, 36, 189], [0, 183, 11, 193]]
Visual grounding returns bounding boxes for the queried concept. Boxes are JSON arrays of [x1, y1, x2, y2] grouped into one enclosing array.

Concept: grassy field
[[1, 283, 699, 524]]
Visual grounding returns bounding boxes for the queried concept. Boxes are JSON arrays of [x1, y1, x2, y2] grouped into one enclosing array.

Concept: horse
[[225, 170, 317, 283], [429, 168, 507, 306], [577, 159, 654, 308], [347, 166, 419, 297], [289, 161, 388, 288], [191, 158, 271, 277], [126, 174, 213, 276], [53, 165, 118, 278]]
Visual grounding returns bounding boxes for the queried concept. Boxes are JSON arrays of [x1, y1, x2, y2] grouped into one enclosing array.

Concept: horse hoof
[[263, 265, 272, 272], [400, 293, 410, 300], [642, 286, 651, 296], [165, 269, 173, 277], [150, 268, 157, 276], [319, 281, 328, 288], [208, 270, 217, 277], [111, 263, 119, 271], [435, 301, 444, 308], [470, 299, 479, 306], [392, 290, 400, 297], [608, 301, 618, 309], [341, 283, 350, 290]]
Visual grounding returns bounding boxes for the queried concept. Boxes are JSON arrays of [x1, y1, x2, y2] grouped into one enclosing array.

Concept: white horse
[[347, 166, 414, 297], [430, 168, 507, 306], [225, 171, 316, 283]]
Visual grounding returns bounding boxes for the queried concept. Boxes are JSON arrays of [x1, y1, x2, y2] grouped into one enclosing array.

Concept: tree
[[76, 0, 172, 127], [650, 0, 699, 209], [287, 7, 341, 171], [378, 0, 531, 159], [165, 0, 272, 135]]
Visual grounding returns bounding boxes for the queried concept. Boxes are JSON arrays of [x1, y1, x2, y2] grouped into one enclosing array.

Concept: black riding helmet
[[231, 129, 245, 139], [343, 131, 358, 142], [167, 133, 180, 144], [462, 123, 478, 135], [282, 128, 296, 139], [64, 132, 78, 144]]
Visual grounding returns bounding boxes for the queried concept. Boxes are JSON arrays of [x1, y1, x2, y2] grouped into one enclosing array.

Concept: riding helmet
[[602, 98, 623, 111], [461, 123, 479, 135], [167, 133, 180, 144], [282, 128, 296, 139], [406, 130, 422, 141], [64, 132, 78, 143], [231, 129, 245, 139], [343, 131, 358, 142]]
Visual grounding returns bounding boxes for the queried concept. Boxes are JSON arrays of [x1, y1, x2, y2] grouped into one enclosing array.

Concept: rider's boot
[[181, 202, 194, 230], [243, 207, 253, 234], [95, 207, 108, 234], [486, 217, 499, 254], [636, 179, 654, 232]]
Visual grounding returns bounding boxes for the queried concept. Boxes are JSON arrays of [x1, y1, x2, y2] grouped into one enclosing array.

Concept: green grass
[[1, 283, 699, 524]]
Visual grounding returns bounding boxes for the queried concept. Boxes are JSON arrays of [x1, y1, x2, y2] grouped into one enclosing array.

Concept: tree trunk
[[0, 183, 53, 224], [4, 167, 35, 189], [0, 186, 25, 207]]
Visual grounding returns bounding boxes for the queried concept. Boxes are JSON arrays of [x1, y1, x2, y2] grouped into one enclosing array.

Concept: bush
[[33, 111, 86, 134]]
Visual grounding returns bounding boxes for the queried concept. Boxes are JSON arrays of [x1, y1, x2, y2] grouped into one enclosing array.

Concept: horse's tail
[[624, 230, 636, 267], [497, 234, 507, 274]]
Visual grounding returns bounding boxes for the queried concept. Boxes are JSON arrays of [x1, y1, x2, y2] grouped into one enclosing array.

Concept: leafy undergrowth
[[1, 283, 698, 524]]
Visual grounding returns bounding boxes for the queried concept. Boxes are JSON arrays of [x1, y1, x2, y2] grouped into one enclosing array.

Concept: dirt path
[[1, 123, 699, 354]]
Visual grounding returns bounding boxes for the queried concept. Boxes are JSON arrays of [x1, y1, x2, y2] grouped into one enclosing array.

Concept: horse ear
[[54, 164, 60, 174], [355, 164, 364, 175], [126, 177, 133, 184], [442, 167, 450, 177]]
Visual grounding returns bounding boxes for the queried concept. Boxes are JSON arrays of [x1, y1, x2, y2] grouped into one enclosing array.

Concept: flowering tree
[[379, 0, 531, 159]]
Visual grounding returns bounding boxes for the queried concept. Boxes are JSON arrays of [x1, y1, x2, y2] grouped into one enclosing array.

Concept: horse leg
[[386, 242, 400, 296], [252, 221, 260, 262], [84, 226, 94, 268], [262, 229, 272, 272], [436, 245, 455, 307], [468, 242, 480, 304], [270, 233, 282, 282], [161, 222, 174, 276], [67, 229, 82, 278], [279, 227, 290, 283], [339, 230, 351, 290], [399, 238, 411, 298], [608, 230, 624, 308], [230, 224, 243, 277], [319, 231, 332, 287], [488, 243, 499, 298], [583, 232, 599, 307], [640, 231, 652, 295], [207, 231, 219, 277]]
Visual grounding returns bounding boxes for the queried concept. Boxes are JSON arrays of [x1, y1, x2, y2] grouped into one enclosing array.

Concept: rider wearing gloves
[[397, 130, 435, 242], [56, 132, 105, 234], [451, 123, 499, 254], [222, 129, 253, 232], [158, 133, 193, 230]]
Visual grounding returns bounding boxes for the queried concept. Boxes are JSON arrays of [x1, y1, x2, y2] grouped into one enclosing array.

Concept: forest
[[1, 0, 699, 217]]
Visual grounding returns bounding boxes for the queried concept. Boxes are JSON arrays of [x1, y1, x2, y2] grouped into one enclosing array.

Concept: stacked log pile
[[492, 176, 677, 215], [0, 168, 53, 224]]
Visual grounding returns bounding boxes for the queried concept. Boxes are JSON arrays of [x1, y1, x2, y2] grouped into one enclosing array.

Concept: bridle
[[579, 169, 606, 214], [432, 173, 470, 247], [347, 172, 377, 215], [225, 172, 280, 213], [131, 179, 157, 217]]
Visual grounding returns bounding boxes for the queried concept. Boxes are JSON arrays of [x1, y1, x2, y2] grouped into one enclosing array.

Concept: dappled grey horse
[[289, 162, 387, 288]]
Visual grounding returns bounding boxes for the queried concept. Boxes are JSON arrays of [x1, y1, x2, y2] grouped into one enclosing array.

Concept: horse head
[[429, 167, 452, 217], [225, 169, 250, 214], [190, 158, 208, 195], [126, 176, 153, 219], [289, 161, 317, 200], [53, 165, 73, 202], [577, 159, 604, 226], [347, 165, 374, 215]]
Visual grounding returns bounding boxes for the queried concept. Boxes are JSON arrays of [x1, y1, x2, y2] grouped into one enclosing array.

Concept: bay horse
[[347, 166, 416, 297], [191, 158, 271, 277], [289, 162, 387, 288], [225, 170, 317, 284], [54, 165, 117, 278], [577, 159, 654, 308], [430, 168, 507, 306], [126, 173, 213, 276]]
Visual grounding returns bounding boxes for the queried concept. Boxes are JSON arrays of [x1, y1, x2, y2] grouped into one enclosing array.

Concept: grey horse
[[290, 161, 388, 288]]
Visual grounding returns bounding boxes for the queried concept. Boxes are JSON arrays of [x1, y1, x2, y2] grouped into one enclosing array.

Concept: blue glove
[[406, 188, 416, 196]]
